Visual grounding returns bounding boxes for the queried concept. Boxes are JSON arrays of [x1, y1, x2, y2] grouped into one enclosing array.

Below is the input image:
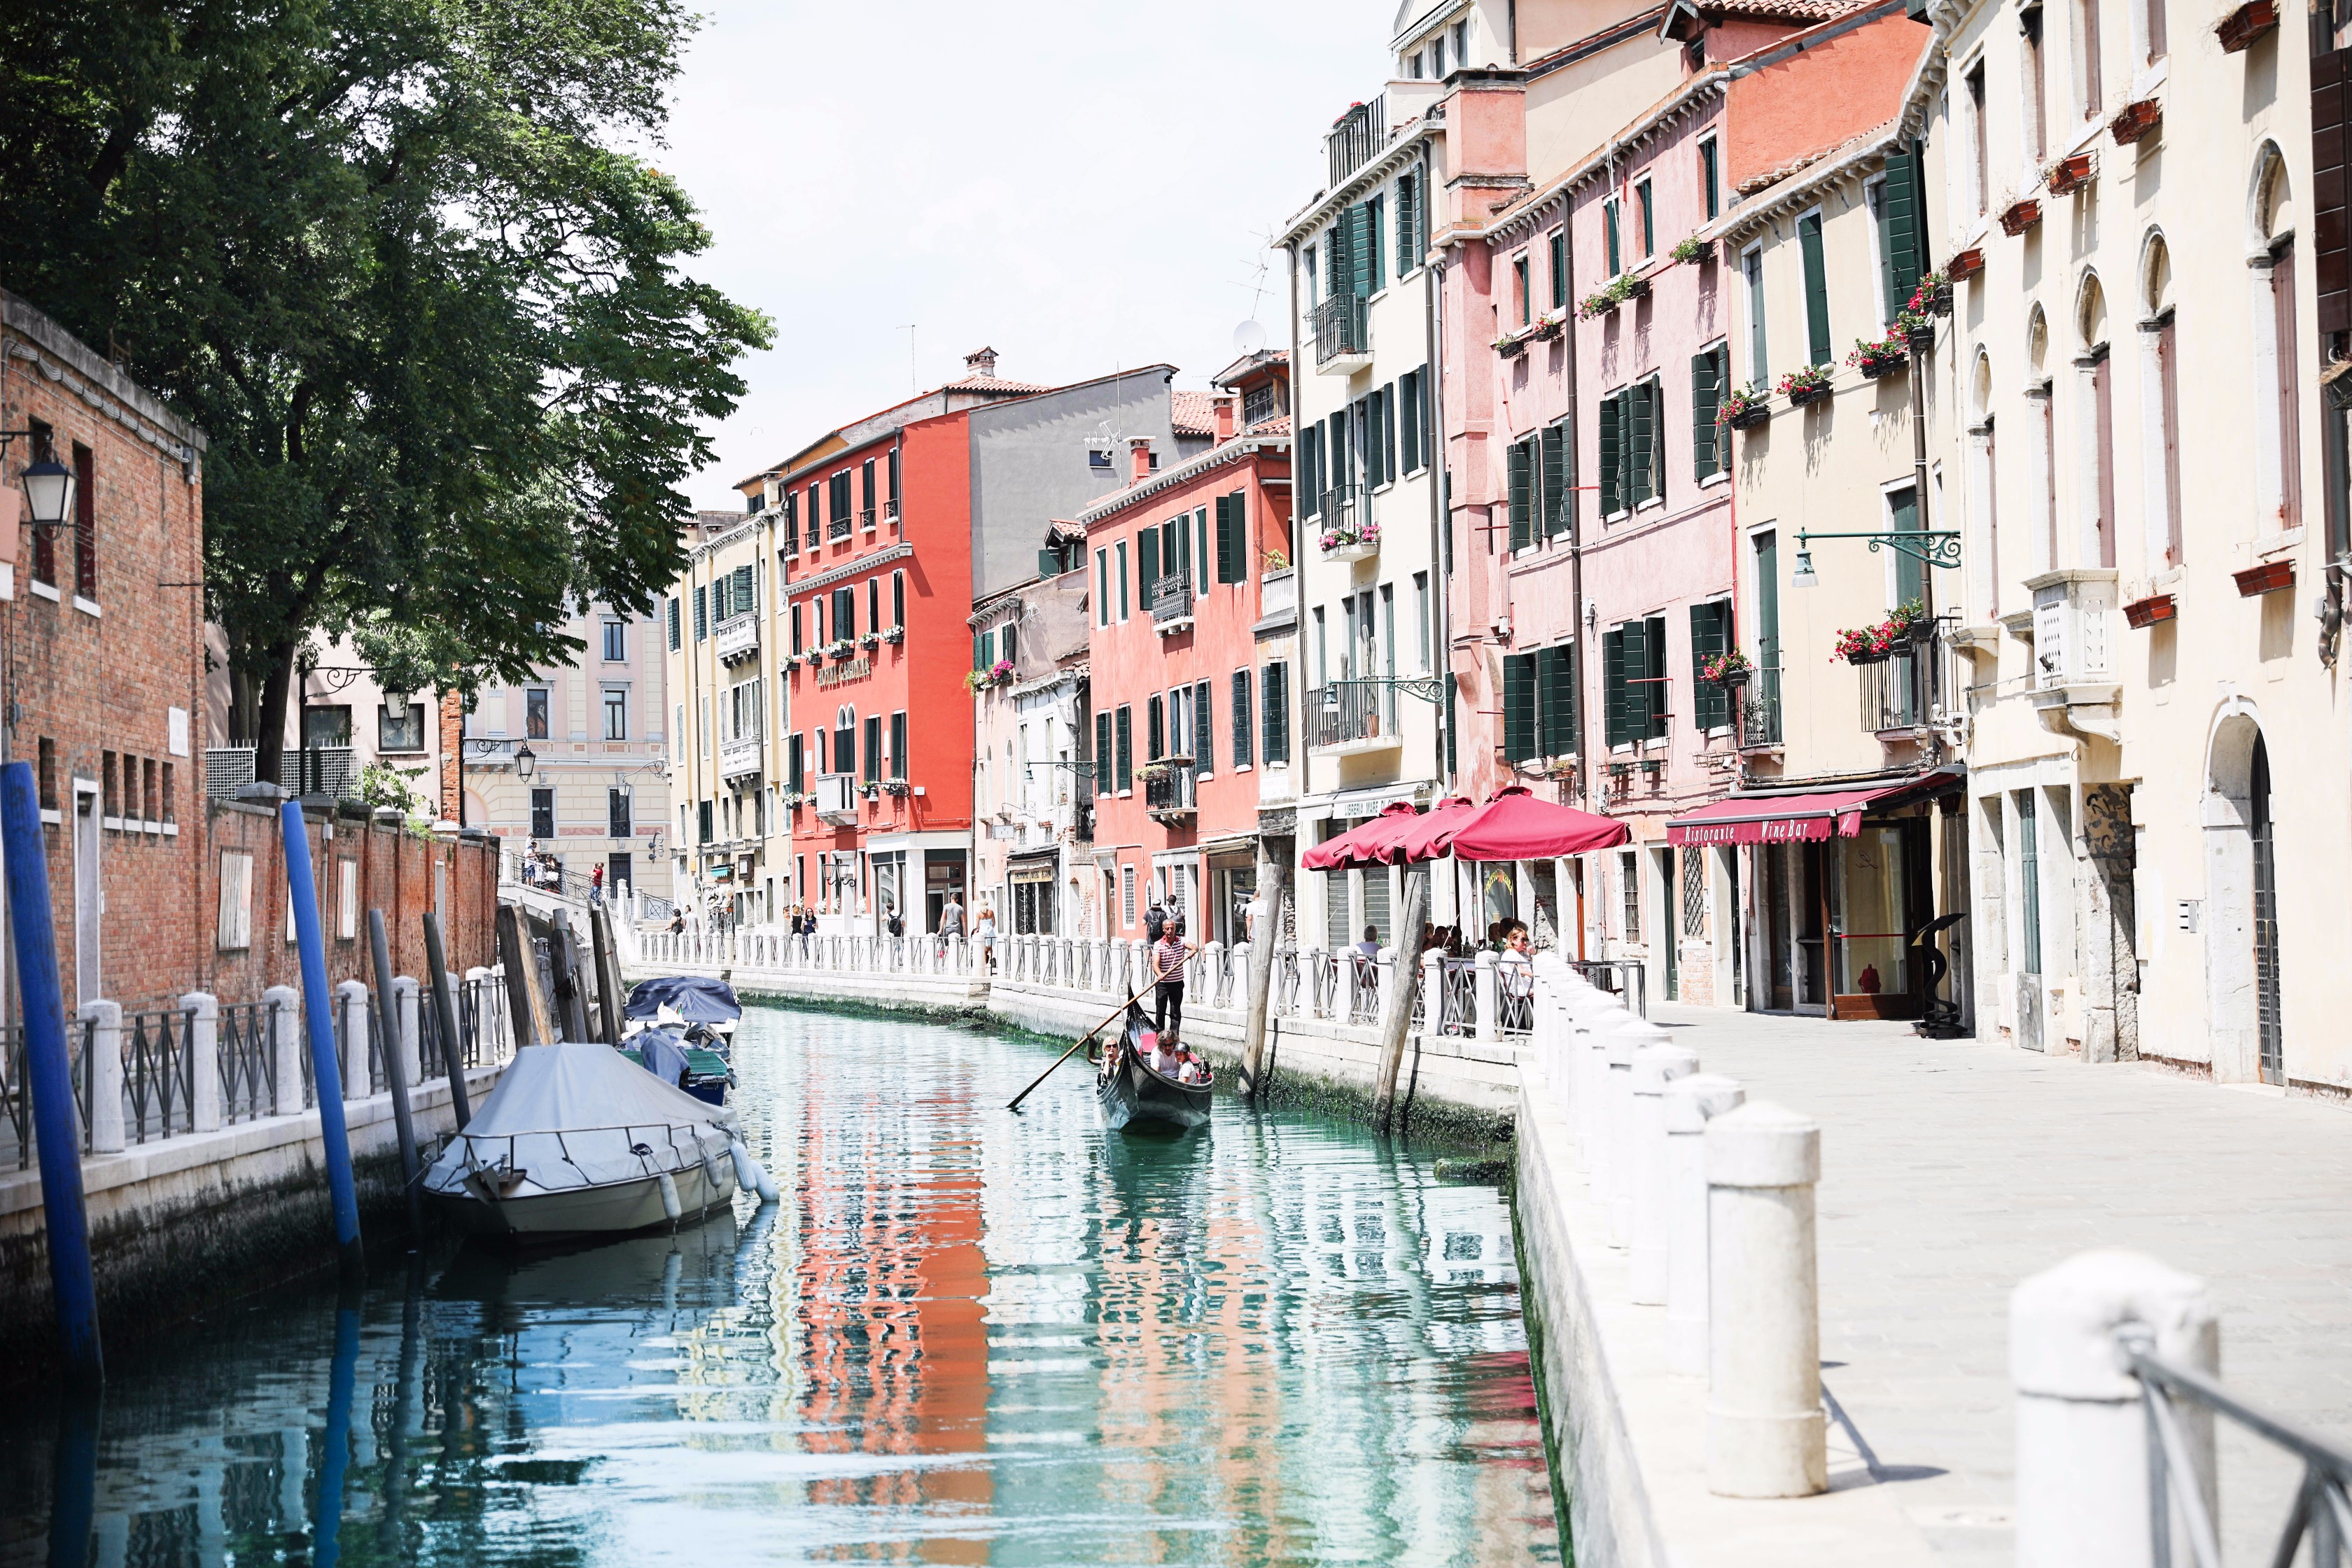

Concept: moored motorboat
[[424, 1041, 776, 1236], [622, 1023, 735, 1106], [1094, 1003, 1213, 1133], [626, 974, 742, 1051]]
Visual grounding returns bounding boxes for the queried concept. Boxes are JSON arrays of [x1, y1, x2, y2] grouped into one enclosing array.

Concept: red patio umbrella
[[1427, 785, 1630, 862], [1301, 800, 1422, 870], [1378, 797, 1479, 864]]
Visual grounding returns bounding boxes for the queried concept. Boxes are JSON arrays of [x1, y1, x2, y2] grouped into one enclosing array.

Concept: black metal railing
[[1316, 482, 1364, 537], [1859, 620, 1959, 735], [1152, 570, 1195, 625], [1144, 764, 1196, 816], [122, 1005, 199, 1146], [827, 514, 853, 540], [1, 1016, 99, 1168], [1314, 293, 1369, 365], [1740, 666, 1785, 748], [1308, 678, 1396, 749], [220, 1000, 279, 1124], [1327, 98, 1386, 185]]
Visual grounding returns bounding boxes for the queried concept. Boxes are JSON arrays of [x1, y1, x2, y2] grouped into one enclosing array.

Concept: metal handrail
[[2118, 1326, 2352, 1568], [219, 1000, 279, 1124], [1568, 958, 1647, 1017], [122, 1005, 200, 1145]]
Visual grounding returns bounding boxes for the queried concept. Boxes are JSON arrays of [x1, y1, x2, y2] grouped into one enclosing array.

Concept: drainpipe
[[1563, 190, 1592, 962]]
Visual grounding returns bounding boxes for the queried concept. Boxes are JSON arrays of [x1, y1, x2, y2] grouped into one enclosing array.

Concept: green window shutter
[[1550, 230, 1568, 308], [1503, 652, 1537, 763], [668, 597, 680, 650], [1233, 669, 1254, 767], [1395, 174, 1418, 276], [1214, 495, 1236, 582], [1508, 438, 1534, 550], [891, 712, 907, 779], [1693, 348, 1723, 482], [1195, 680, 1213, 773], [788, 735, 804, 793], [734, 564, 753, 612], [1116, 706, 1133, 792], [1702, 139, 1721, 220], [1534, 646, 1560, 757], [1400, 372, 1422, 475], [1644, 615, 1670, 740], [1367, 196, 1387, 293], [1628, 383, 1657, 508], [1381, 385, 1399, 485], [1599, 394, 1623, 516], [1540, 422, 1569, 539], [980, 629, 995, 668], [972, 630, 983, 670], [694, 585, 706, 640], [1799, 211, 1831, 366], [1690, 601, 1730, 731], [1878, 148, 1922, 320], [1545, 643, 1579, 757], [1623, 619, 1651, 741], [1138, 528, 1159, 606], [1602, 628, 1628, 747], [1263, 662, 1289, 763], [1350, 202, 1375, 299], [1605, 201, 1621, 276], [1095, 712, 1112, 792]]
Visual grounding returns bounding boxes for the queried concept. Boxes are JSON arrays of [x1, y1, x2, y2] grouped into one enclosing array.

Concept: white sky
[[663, 1, 1395, 508]]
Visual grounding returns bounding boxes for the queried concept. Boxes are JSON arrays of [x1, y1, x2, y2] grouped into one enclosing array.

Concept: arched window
[[834, 705, 857, 780], [2076, 272, 2118, 567], [2252, 147, 2302, 532], [2027, 307, 2058, 572], [2141, 232, 2183, 566]]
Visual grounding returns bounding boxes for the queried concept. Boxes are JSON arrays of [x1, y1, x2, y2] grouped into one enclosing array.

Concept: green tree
[[0, 0, 767, 781]]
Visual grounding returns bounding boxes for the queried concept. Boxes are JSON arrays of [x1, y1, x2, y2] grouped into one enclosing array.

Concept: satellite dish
[[1232, 320, 1268, 355]]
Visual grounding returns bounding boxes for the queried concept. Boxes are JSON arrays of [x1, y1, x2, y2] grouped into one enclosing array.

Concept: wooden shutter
[[694, 585, 707, 640], [1138, 528, 1159, 608], [1508, 438, 1534, 550], [1503, 652, 1537, 763], [1628, 383, 1657, 507], [1877, 153, 1921, 320], [1550, 230, 1568, 308], [890, 712, 907, 779], [1602, 628, 1628, 747], [1148, 694, 1165, 760], [1693, 348, 1723, 481], [1214, 494, 1236, 582], [1690, 601, 1730, 730], [1548, 643, 1580, 757], [1264, 662, 1289, 762], [1396, 172, 1419, 276], [1381, 385, 1399, 484], [1605, 200, 1621, 276], [1194, 507, 1209, 591], [1599, 394, 1623, 515], [735, 564, 753, 612], [1303, 424, 1323, 511], [1116, 706, 1133, 791], [979, 629, 994, 668], [1350, 202, 1375, 299], [1095, 713, 1112, 792], [1643, 615, 1670, 739], [1540, 422, 1569, 539], [1232, 670, 1254, 767], [1800, 211, 1831, 365], [1890, 483, 1926, 607], [1195, 680, 1213, 773]]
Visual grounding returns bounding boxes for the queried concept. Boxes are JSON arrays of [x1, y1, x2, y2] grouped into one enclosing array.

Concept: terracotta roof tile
[[939, 374, 1057, 394], [1170, 390, 1218, 437], [1246, 415, 1293, 436]]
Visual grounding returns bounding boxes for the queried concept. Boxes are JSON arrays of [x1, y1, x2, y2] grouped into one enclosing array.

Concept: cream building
[[1922, 0, 2347, 1091]]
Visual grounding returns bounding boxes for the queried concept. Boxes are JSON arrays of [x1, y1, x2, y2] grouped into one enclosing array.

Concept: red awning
[[1380, 797, 1479, 864], [1302, 801, 1423, 870], [1664, 771, 1959, 847], [1424, 786, 1631, 863]]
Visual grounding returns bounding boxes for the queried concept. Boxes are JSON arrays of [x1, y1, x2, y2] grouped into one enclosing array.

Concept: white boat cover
[[424, 1042, 738, 1198]]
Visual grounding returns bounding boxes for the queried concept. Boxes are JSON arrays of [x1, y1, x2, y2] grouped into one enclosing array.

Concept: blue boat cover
[[625, 974, 743, 1023], [634, 1027, 690, 1087]]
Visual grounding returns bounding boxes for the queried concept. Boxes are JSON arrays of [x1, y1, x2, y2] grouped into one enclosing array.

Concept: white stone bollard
[[1474, 948, 1500, 1042], [1374, 945, 1396, 1020], [267, 984, 303, 1115], [1665, 1073, 1745, 1374], [2012, 1251, 2218, 1568], [391, 976, 421, 1086], [1605, 1016, 1667, 1243], [185, 991, 222, 1134], [1573, 1000, 1627, 1173], [81, 1000, 125, 1154], [1705, 1100, 1826, 1498], [336, 979, 370, 1098], [1421, 948, 1446, 1043], [1628, 1042, 1702, 1303]]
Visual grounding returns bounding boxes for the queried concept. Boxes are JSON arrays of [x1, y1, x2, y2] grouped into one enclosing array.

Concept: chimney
[[963, 346, 1000, 379], [1129, 436, 1154, 483], [1214, 395, 1237, 442]]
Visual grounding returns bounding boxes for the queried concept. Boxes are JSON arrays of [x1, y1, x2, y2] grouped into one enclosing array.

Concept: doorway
[[2251, 736, 2283, 1084], [1765, 844, 1795, 1010], [1656, 848, 1679, 1001]]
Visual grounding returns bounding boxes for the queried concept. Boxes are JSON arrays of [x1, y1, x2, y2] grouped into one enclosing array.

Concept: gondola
[[1093, 1002, 1213, 1133]]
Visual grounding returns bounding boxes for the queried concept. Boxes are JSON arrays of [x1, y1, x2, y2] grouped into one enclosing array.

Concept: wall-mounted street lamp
[[18, 456, 74, 529], [1788, 526, 1961, 583]]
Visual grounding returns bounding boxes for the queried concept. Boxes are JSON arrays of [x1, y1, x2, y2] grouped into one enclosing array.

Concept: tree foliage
[[0, 0, 769, 777]]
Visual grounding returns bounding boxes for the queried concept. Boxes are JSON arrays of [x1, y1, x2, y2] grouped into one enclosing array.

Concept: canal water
[[1, 1005, 1561, 1567]]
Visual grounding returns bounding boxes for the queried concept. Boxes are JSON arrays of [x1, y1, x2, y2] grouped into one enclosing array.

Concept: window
[[2077, 0, 2102, 116], [1539, 643, 1578, 757], [1194, 505, 1210, 592], [788, 733, 804, 793], [1114, 705, 1133, 792], [1214, 492, 1246, 582], [2022, 5, 2048, 162], [531, 788, 555, 839], [1123, 864, 1138, 928], [1399, 370, 1425, 475], [1508, 434, 1539, 548], [37, 737, 55, 811], [861, 457, 876, 523], [1452, 18, 1469, 64], [1541, 419, 1570, 540], [1095, 711, 1112, 795], [1262, 660, 1291, 762], [1502, 652, 1539, 764], [1550, 228, 1569, 308], [1598, 381, 1662, 514], [1888, 483, 1929, 606], [72, 442, 95, 598], [2154, 309, 2182, 564], [892, 570, 906, 626], [791, 602, 804, 652], [1744, 245, 1768, 384], [1395, 168, 1424, 276], [1429, 29, 1446, 75], [2144, 0, 2166, 60], [888, 445, 900, 511], [868, 576, 881, 638], [1872, 146, 1926, 324], [1303, 424, 1324, 512], [1700, 138, 1721, 220], [1147, 692, 1166, 761], [1231, 669, 1254, 768], [783, 489, 799, 551], [667, 597, 680, 650], [1635, 178, 1655, 258], [1604, 197, 1623, 276], [1413, 572, 1431, 670], [1116, 541, 1129, 620], [832, 584, 855, 641], [2269, 232, 2303, 531], [1688, 601, 1733, 730], [1602, 616, 1671, 744], [1366, 192, 1387, 293], [1752, 528, 1782, 726], [834, 705, 856, 778], [1798, 211, 1831, 365], [864, 715, 881, 783], [603, 686, 628, 741], [525, 688, 551, 741], [1967, 60, 1989, 215], [891, 710, 907, 778], [1194, 680, 1214, 775], [379, 702, 426, 752], [1692, 342, 1729, 481], [1516, 255, 1532, 325], [697, 799, 712, 844], [1621, 851, 1642, 942], [603, 620, 626, 662], [693, 584, 707, 641], [1096, 548, 1110, 626], [608, 787, 633, 839]]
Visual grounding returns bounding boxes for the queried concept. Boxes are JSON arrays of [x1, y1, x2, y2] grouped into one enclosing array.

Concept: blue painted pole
[[0, 762, 102, 1386], [282, 802, 364, 1279], [312, 1296, 360, 1568]]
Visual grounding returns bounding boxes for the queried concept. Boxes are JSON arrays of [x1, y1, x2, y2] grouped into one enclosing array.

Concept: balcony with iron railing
[[1152, 570, 1196, 634], [1308, 678, 1400, 756], [858, 506, 876, 531], [1740, 666, 1785, 750], [715, 612, 760, 664], [1142, 760, 1196, 822], [827, 514, 853, 540], [1860, 619, 1962, 738], [1326, 98, 1387, 186], [1313, 293, 1371, 371]]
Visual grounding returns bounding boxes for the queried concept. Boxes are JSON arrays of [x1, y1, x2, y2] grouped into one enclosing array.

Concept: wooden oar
[[1007, 981, 1158, 1112]]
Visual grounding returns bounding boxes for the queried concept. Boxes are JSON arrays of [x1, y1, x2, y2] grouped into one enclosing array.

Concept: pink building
[[1438, 0, 1924, 1000]]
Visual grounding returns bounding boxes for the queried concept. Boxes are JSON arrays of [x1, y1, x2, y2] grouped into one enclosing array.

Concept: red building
[[1083, 354, 1292, 947], [743, 351, 1188, 934]]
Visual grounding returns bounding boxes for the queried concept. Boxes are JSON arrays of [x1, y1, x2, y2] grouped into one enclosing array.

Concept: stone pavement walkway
[[1648, 1004, 2352, 1568]]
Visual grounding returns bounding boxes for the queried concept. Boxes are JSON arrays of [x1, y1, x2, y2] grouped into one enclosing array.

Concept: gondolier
[[1151, 915, 1194, 1040]]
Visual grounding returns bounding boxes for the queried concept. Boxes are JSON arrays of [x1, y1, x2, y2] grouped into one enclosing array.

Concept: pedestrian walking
[[974, 903, 997, 971]]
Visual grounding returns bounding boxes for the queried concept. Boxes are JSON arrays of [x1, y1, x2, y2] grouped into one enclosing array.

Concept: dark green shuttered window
[[1549, 230, 1569, 309], [1096, 713, 1112, 795], [1540, 422, 1570, 540], [1876, 143, 1927, 321], [1194, 680, 1213, 774], [1502, 652, 1539, 763], [1539, 643, 1578, 757], [1115, 706, 1133, 792], [1604, 618, 1671, 743], [1508, 438, 1535, 550], [1799, 211, 1832, 366], [1688, 601, 1732, 731], [1692, 344, 1727, 481], [1261, 662, 1290, 763], [1231, 670, 1254, 768], [1214, 493, 1244, 582]]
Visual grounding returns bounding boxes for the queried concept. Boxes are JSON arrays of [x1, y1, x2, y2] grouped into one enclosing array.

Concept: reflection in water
[[0, 1007, 1560, 1567]]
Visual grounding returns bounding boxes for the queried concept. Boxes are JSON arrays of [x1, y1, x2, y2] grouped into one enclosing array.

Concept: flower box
[[1670, 235, 1712, 266], [1946, 247, 1986, 281], [2216, 0, 2276, 52], [859, 632, 881, 649], [1727, 401, 1772, 431], [1623, 274, 1651, 300], [1846, 647, 1891, 665], [1858, 352, 1907, 380], [1497, 335, 1527, 360], [2047, 152, 2095, 195], [1788, 380, 1833, 407], [1532, 315, 1564, 342], [2110, 99, 2162, 146], [2123, 593, 2177, 629], [2234, 559, 2295, 597], [883, 778, 912, 797], [882, 625, 904, 644], [1998, 200, 2042, 237], [1320, 520, 1380, 561], [1324, 539, 1379, 563]]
